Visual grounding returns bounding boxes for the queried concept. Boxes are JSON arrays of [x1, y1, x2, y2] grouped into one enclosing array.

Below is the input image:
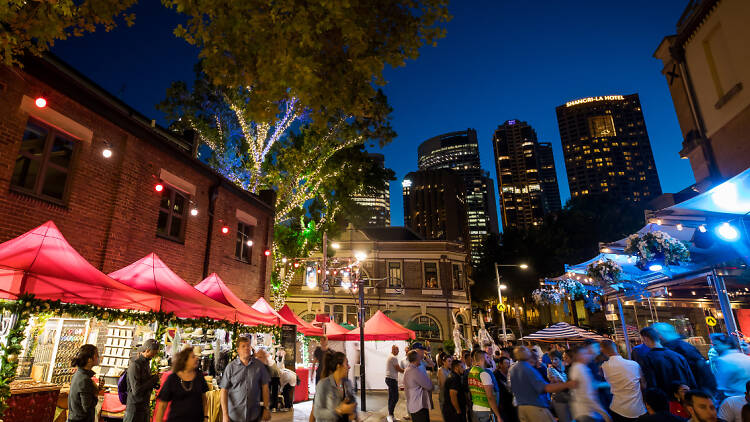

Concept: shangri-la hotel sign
[[566, 95, 625, 107]]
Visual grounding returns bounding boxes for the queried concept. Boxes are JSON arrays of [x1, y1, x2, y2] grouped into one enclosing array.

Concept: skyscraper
[[417, 129, 499, 262], [403, 169, 468, 244], [556, 94, 662, 202], [492, 120, 561, 231], [350, 153, 391, 227]]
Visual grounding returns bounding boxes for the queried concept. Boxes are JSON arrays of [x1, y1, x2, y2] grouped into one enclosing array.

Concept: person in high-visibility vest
[[467, 349, 503, 422]]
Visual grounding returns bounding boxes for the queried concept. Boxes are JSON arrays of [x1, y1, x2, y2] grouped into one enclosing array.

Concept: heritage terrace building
[[285, 226, 473, 346]]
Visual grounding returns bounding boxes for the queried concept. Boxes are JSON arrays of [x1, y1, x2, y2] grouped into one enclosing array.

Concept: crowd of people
[[66, 336, 294, 422], [381, 322, 750, 422]]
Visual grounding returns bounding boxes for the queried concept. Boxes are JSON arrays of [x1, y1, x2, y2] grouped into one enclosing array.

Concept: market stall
[[328, 311, 414, 390], [278, 304, 324, 336]]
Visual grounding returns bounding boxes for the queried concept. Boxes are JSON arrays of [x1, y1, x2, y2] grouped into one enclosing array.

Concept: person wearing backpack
[[124, 339, 161, 422]]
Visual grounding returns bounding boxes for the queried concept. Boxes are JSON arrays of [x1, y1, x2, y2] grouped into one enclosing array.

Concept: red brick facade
[[0, 56, 274, 303]]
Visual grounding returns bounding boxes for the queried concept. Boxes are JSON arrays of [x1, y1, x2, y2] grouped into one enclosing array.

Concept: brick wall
[[0, 63, 274, 304]]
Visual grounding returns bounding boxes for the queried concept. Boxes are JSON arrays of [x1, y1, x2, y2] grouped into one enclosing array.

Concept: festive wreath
[[624, 231, 690, 270], [531, 289, 562, 306], [586, 258, 623, 284]]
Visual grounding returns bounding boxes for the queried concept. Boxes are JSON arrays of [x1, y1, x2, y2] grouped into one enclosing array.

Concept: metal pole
[[617, 298, 631, 359], [358, 277, 366, 411], [494, 263, 507, 345], [321, 232, 327, 287], [711, 268, 738, 334]]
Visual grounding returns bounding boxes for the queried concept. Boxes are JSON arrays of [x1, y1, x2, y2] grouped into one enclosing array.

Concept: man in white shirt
[[600, 340, 646, 421], [719, 380, 750, 422], [386, 345, 405, 422], [569, 343, 611, 422]]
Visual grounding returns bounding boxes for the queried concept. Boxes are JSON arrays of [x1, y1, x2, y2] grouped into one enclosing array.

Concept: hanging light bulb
[[154, 183, 164, 192], [102, 147, 113, 158], [221, 226, 230, 234], [264, 249, 271, 256], [282, 257, 288, 264], [35, 97, 47, 108], [190, 208, 198, 216], [246, 239, 253, 247]]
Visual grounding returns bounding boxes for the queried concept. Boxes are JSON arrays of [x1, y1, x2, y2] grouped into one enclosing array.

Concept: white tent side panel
[[339, 340, 407, 390]]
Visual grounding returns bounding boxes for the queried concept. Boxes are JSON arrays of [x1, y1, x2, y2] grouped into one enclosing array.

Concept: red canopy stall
[[108, 253, 240, 322], [278, 304, 324, 336], [194, 273, 276, 326], [331, 310, 416, 341], [0, 221, 160, 311], [250, 297, 298, 326]]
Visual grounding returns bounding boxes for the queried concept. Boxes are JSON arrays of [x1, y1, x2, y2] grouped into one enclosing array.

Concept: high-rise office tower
[[492, 120, 562, 231], [417, 129, 499, 262], [556, 94, 662, 202], [537, 142, 562, 214], [403, 169, 468, 244], [350, 153, 391, 227]]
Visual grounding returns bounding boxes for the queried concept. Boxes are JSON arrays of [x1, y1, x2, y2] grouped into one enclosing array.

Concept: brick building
[[286, 226, 473, 346], [0, 54, 275, 302]]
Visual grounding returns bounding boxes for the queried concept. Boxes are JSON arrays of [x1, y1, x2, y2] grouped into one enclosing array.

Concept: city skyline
[[49, 1, 695, 229]]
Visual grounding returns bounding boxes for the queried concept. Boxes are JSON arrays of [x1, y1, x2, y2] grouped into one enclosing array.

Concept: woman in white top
[[569, 344, 611, 422], [548, 350, 572, 422]]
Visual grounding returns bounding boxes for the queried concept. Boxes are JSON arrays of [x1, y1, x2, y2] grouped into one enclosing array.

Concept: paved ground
[[271, 391, 444, 422]]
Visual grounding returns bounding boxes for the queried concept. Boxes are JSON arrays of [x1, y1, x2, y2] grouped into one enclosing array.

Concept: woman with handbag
[[313, 351, 358, 422]]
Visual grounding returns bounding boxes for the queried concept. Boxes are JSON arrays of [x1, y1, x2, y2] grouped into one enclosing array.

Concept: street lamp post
[[494, 263, 529, 345], [353, 251, 368, 411]]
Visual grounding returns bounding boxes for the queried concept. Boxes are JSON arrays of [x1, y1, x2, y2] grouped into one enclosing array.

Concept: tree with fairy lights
[[160, 68, 395, 308]]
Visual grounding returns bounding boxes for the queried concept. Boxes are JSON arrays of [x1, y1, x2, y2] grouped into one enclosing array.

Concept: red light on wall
[[221, 226, 230, 234], [154, 183, 164, 192], [293, 262, 300, 268], [35, 97, 47, 108], [264, 250, 271, 256]]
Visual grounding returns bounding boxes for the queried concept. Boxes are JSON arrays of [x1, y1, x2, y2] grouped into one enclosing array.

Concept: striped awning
[[522, 322, 608, 342], [613, 324, 640, 341]]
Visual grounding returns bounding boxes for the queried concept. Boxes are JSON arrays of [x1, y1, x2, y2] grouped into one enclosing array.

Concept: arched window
[[300, 312, 315, 323], [410, 315, 441, 340]]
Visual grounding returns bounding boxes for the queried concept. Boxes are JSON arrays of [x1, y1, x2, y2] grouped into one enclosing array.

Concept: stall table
[[5, 379, 60, 422], [294, 367, 309, 402]]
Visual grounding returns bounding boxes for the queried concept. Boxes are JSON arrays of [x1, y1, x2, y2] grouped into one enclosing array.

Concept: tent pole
[[617, 298, 631, 359], [711, 268, 738, 335], [358, 276, 366, 411]]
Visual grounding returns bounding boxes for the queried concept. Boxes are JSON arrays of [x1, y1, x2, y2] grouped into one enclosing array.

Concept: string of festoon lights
[[32, 95, 274, 256]]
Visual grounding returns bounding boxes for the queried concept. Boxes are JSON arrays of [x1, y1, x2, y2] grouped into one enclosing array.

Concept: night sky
[[52, 0, 695, 229]]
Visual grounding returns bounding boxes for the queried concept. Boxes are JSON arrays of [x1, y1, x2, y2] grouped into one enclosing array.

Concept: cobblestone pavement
[[270, 391, 444, 422]]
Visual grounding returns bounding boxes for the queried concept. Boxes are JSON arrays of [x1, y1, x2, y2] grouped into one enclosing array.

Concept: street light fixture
[[494, 263, 530, 345], [331, 242, 341, 249], [354, 251, 367, 262]]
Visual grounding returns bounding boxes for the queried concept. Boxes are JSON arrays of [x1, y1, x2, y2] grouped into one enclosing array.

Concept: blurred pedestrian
[[711, 333, 750, 399], [468, 349, 502, 422], [601, 340, 646, 421], [638, 327, 696, 393], [312, 336, 328, 386], [125, 339, 161, 422], [313, 351, 357, 422], [569, 343, 611, 422], [655, 323, 717, 396], [494, 356, 518, 422], [438, 352, 453, 420]]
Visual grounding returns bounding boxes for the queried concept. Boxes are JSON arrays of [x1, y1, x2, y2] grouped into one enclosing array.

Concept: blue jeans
[[473, 410, 494, 422]]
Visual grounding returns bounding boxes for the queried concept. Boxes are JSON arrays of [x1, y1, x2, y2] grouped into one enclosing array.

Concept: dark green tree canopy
[[472, 194, 647, 302]]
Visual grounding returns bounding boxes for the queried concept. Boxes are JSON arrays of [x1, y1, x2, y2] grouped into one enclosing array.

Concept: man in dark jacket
[[654, 322, 718, 396], [124, 339, 161, 422], [639, 327, 696, 394]]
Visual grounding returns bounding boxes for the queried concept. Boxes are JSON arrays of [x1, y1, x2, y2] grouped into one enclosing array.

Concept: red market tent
[[278, 304, 324, 336], [250, 297, 298, 326], [323, 321, 350, 337], [0, 221, 161, 311], [194, 273, 277, 326], [331, 310, 416, 341], [108, 253, 238, 321]]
